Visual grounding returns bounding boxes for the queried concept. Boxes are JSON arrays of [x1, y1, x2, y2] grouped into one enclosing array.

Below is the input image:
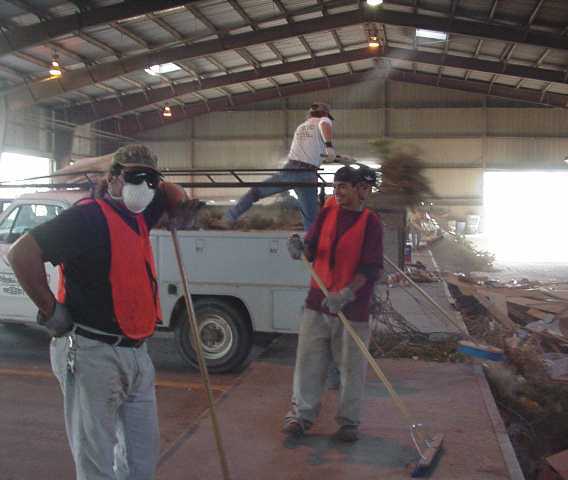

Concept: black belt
[[288, 159, 318, 171], [75, 326, 146, 348]]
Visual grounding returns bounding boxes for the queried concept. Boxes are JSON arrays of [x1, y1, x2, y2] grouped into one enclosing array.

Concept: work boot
[[334, 425, 359, 442], [281, 419, 304, 437]]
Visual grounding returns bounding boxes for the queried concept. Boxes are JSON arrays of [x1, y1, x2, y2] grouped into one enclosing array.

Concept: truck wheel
[[174, 298, 253, 373]]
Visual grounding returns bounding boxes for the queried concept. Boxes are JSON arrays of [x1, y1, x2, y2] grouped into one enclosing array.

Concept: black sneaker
[[334, 425, 359, 442], [281, 419, 304, 437]]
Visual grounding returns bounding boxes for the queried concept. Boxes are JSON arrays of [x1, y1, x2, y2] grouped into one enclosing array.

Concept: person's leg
[[115, 346, 160, 480], [284, 308, 332, 431], [225, 169, 290, 223], [330, 318, 370, 428], [294, 181, 319, 231], [51, 333, 131, 480]]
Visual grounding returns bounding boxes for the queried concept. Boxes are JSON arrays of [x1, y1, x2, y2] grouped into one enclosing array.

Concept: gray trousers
[[50, 332, 160, 480], [286, 308, 369, 429]]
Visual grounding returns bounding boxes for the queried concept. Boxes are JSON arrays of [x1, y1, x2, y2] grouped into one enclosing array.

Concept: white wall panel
[[389, 108, 485, 137], [485, 137, 568, 168], [388, 82, 483, 107], [424, 168, 483, 198], [194, 111, 285, 138], [144, 141, 191, 169], [4, 108, 50, 156], [193, 139, 286, 200], [391, 138, 484, 166], [488, 108, 568, 137]]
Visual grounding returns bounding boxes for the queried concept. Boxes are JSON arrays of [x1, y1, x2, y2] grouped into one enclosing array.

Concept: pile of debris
[[445, 272, 568, 480]]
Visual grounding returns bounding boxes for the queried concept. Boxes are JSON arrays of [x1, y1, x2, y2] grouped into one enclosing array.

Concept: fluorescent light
[[416, 29, 447, 41], [145, 63, 181, 76], [366, 0, 383, 5]]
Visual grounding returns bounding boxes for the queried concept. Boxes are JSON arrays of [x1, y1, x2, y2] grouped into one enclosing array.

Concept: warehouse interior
[[2, 1, 568, 479]]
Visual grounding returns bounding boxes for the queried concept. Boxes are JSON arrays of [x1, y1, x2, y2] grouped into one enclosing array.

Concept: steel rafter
[[5, 9, 370, 111], [117, 66, 568, 135], [8, 6, 568, 111], [58, 43, 568, 125], [0, 0, 199, 58], [64, 48, 381, 125]]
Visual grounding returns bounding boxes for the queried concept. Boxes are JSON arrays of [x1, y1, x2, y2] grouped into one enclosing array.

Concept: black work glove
[[322, 287, 356, 314], [166, 199, 205, 230], [287, 234, 305, 260], [37, 302, 74, 337]]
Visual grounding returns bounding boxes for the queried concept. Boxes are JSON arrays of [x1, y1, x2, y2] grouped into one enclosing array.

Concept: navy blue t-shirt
[[30, 191, 166, 335]]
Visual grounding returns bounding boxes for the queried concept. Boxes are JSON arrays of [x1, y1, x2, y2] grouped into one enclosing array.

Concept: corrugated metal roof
[[2, 0, 568, 128]]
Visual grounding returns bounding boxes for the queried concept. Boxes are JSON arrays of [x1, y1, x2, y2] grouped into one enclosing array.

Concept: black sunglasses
[[123, 170, 161, 189]]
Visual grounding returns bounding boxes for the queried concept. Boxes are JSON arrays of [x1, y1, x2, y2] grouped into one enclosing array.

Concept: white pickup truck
[[0, 191, 401, 372]]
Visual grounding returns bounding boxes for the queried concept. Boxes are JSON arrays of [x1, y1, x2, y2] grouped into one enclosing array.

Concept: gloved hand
[[287, 234, 305, 260], [37, 302, 74, 337], [322, 287, 355, 314], [165, 199, 205, 230]]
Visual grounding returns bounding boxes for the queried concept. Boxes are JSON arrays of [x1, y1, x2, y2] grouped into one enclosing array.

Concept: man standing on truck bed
[[283, 164, 383, 442], [8, 144, 199, 480], [221, 102, 337, 230]]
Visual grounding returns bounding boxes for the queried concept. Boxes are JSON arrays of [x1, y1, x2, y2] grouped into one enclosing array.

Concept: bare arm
[[320, 121, 333, 143], [160, 181, 190, 213], [7, 234, 55, 317]]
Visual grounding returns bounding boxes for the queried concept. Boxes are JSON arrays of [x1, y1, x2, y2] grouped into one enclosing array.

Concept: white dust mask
[[122, 182, 155, 213]]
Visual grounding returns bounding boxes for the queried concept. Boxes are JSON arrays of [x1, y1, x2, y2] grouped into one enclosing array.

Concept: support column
[[52, 110, 75, 170], [0, 97, 7, 155]]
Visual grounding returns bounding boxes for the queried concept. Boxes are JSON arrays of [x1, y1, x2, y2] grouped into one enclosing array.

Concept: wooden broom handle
[[171, 228, 231, 480]]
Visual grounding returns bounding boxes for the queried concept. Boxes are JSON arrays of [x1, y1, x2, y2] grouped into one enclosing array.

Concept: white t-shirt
[[288, 116, 333, 168]]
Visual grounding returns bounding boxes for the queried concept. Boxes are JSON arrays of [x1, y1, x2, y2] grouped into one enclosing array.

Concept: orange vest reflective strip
[[57, 199, 161, 338], [311, 201, 369, 292]]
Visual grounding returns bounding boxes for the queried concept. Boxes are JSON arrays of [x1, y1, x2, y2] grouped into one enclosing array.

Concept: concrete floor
[[0, 325, 522, 480]]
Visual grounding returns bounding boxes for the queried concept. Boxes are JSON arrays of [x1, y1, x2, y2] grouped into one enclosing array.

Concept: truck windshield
[[0, 204, 62, 243]]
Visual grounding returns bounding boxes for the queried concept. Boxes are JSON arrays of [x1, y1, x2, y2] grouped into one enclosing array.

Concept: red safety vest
[[57, 199, 161, 338], [311, 200, 370, 292]]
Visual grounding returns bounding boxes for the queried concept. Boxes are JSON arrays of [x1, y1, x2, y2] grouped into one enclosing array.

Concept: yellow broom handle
[[301, 255, 414, 425]]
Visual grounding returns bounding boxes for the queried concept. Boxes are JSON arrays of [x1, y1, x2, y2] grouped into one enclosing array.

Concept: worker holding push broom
[[282, 164, 383, 442], [7, 144, 200, 480]]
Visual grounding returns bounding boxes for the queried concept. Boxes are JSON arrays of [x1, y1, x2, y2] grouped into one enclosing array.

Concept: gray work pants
[[51, 332, 160, 480], [286, 308, 369, 429]]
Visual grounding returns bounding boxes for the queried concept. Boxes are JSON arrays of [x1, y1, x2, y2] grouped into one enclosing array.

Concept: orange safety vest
[[57, 199, 161, 338], [311, 200, 370, 292]]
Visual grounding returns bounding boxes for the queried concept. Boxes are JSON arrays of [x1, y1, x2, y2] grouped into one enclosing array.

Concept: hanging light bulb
[[368, 25, 381, 49], [162, 104, 172, 118], [366, 0, 383, 5], [368, 34, 380, 48], [49, 53, 62, 77]]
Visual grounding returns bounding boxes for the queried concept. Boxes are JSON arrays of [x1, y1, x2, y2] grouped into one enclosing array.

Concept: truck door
[[0, 203, 63, 322]]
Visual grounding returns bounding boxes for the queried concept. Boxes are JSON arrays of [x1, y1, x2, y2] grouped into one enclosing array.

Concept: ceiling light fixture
[[162, 104, 172, 118], [145, 63, 181, 76], [366, 0, 383, 6], [416, 28, 448, 41], [49, 53, 62, 77], [367, 25, 381, 49]]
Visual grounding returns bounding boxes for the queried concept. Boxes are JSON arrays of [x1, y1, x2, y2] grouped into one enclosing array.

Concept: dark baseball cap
[[309, 102, 334, 120], [111, 144, 159, 173], [334, 165, 378, 186]]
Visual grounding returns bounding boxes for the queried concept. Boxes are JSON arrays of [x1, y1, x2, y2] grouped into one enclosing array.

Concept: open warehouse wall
[[132, 79, 568, 221]]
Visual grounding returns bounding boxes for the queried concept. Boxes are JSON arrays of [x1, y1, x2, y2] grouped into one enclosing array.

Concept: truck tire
[[174, 298, 253, 373]]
